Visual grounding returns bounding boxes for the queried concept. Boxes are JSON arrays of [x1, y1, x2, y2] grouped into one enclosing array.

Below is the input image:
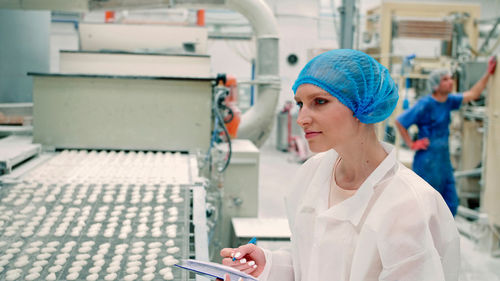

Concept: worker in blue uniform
[[395, 56, 497, 216]]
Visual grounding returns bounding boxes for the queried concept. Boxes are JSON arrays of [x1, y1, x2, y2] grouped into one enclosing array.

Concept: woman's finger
[[220, 248, 235, 258], [222, 256, 250, 266], [231, 244, 257, 261], [223, 257, 251, 266], [226, 258, 258, 271], [241, 263, 258, 275]]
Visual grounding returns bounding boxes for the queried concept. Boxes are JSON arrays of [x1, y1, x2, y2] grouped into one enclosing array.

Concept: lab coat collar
[[302, 142, 397, 226], [300, 149, 338, 214]]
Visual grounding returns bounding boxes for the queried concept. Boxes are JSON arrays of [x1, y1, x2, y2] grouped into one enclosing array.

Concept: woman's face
[[295, 84, 359, 153]]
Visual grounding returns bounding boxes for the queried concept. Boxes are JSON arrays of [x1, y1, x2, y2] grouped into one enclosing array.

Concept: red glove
[[488, 56, 497, 75], [411, 138, 430, 151]]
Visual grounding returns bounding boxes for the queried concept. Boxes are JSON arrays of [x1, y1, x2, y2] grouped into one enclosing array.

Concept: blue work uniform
[[397, 94, 463, 216]]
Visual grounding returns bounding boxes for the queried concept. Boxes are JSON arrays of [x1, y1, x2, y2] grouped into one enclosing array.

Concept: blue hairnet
[[427, 69, 451, 92], [292, 49, 398, 124]]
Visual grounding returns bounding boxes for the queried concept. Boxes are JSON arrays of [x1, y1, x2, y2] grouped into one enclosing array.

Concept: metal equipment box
[[212, 139, 259, 260], [30, 73, 213, 152]]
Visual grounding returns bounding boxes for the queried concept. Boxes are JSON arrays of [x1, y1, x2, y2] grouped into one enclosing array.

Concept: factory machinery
[[0, 1, 279, 280], [0, 150, 198, 281], [0, 63, 220, 281], [0, 67, 223, 281]]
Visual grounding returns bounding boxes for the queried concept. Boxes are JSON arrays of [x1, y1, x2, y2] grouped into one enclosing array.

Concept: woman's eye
[[296, 101, 303, 109], [315, 98, 327, 105]]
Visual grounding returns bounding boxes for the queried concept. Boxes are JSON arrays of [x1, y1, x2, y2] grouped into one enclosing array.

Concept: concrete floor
[[257, 140, 500, 280]]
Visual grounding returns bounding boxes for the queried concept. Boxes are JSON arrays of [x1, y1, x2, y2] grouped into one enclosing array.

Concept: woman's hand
[[220, 244, 266, 277]]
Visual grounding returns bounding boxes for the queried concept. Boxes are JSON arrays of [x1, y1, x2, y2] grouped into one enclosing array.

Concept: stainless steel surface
[[0, 126, 33, 137], [0, 153, 54, 184], [0, 135, 41, 175], [191, 185, 210, 281], [0, 103, 33, 116]]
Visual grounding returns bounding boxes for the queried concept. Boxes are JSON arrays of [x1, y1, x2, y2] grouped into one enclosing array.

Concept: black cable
[[214, 105, 232, 173], [223, 106, 234, 123]]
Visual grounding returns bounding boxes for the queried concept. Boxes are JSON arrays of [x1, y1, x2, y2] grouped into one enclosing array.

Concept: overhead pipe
[[175, 0, 280, 147]]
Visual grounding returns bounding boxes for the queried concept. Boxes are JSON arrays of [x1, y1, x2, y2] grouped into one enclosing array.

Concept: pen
[[232, 237, 257, 261]]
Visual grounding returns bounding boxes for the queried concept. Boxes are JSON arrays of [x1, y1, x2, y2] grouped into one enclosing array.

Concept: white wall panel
[[59, 51, 211, 77], [79, 23, 208, 54]]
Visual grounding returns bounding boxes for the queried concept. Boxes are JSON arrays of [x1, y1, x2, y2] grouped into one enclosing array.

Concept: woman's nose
[[296, 109, 311, 127]]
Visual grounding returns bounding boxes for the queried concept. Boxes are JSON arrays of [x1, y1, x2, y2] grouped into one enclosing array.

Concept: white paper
[[175, 259, 258, 281]]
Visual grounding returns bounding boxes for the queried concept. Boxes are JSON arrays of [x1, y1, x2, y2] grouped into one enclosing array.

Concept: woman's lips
[[305, 131, 321, 139]]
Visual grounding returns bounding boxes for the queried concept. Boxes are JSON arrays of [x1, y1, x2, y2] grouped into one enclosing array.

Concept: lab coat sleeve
[[376, 173, 460, 281], [257, 248, 294, 281]]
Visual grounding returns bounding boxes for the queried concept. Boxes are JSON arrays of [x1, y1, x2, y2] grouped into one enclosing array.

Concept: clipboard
[[175, 259, 259, 281]]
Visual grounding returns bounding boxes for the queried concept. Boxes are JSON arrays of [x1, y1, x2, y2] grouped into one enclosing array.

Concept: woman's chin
[[308, 143, 330, 153]]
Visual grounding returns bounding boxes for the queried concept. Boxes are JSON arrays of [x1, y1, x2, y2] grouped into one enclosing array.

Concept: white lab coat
[[258, 143, 460, 281]]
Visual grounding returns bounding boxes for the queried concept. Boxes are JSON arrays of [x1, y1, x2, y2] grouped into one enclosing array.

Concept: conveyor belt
[[0, 150, 197, 281]]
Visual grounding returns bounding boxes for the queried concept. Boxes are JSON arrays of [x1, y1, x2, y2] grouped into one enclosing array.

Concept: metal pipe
[[339, 0, 355, 49], [454, 168, 482, 178], [457, 205, 488, 224], [175, 0, 280, 147], [225, 0, 280, 147], [237, 38, 280, 146]]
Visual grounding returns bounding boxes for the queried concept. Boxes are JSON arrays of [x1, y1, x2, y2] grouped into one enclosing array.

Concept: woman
[[220, 49, 460, 281]]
